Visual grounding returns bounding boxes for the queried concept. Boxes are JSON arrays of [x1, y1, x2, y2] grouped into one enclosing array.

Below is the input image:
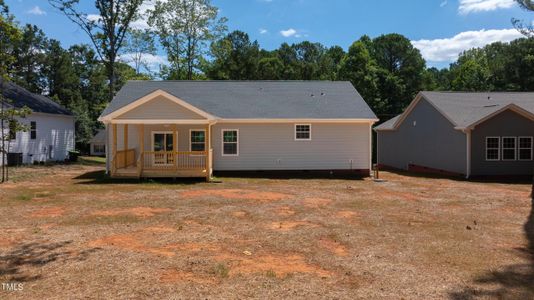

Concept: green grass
[[78, 156, 106, 165], [213, 263, 230, 278]]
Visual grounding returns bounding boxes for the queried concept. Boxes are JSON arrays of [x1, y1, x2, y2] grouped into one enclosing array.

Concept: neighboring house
[[89, 129, 106, 156], [0, 78, 75, 165], [98, 81, 378, 180], [375, 91, 534, 178]]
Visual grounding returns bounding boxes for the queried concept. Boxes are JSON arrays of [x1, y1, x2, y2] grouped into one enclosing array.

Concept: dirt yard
[[0, 162, 532, 299]]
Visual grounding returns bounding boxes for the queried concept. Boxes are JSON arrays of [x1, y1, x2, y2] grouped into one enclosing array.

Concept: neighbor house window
[[295, 124, 311, 140], [501, 137, 517, 161], [485, 137, 500, 161], [30, 121, 36, 140], [519, 137, 533, 161], [93, 144, 105, 153], [8, 120, 16, 140], [190, 130, 206, 152], [222, 130, 238, 156]]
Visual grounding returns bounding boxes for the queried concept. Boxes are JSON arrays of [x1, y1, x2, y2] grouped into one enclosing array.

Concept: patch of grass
[[265, 270, 277, 278], [14, 193, 33, 201], [213, 263, 229, 278], [78, 156, 106, 166]]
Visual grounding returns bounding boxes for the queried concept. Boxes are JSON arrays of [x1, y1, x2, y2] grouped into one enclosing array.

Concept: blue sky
[[5, 0, 534, 68]]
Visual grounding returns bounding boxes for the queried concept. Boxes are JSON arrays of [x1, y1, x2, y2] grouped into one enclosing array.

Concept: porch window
[[502, 137, 517, 161], [30, 121, 36, 140], [519, 137, 533, 161], [190, 130, 206, 152], [222, 130, 238, 156], [485, 137, 500, 161], [295, 124, 311, 140]]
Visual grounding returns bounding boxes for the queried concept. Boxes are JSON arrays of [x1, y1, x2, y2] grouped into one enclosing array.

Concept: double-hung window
[[519, 137, 533, 161], [222, 130, 238, 156], [190, 130, 206, 152], [485, 137, 500, 161], [501, 137, 517, 161], [30, 121, 36, 140], [295, 124, 311, 140]]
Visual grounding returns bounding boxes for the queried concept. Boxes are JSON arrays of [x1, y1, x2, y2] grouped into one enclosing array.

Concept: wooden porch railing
[[115, 149, 136, 169], [141, 151, 208, 171]]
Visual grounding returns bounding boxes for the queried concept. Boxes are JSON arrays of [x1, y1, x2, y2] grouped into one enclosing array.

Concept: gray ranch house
[[98, 81, 378, 180], [1, 78, 75, 166], [375, 92, 534, 178]]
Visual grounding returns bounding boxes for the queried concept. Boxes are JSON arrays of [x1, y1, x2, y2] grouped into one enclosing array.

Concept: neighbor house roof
[[0, 78, 73, 116], [375, 91, 534, 131], [89, 129, 106, 144], [100, 81, 378, 120]]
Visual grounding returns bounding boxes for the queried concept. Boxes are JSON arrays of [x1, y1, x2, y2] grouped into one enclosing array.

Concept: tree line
[[1, 0, 533, 154]]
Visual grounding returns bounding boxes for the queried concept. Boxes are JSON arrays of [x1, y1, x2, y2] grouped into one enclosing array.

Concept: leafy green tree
[[148, 0, 227, 79], [122, 29, 157, 76], [450, 48, 491, 91], [206, 31, 260, 80], [338, 41, 381, 112], [513, 0, 534, 38], [257, 57, 284, 80], [49, 0, 145, 101], [370, 34, 426, 113], [11, 24, 48, 93]]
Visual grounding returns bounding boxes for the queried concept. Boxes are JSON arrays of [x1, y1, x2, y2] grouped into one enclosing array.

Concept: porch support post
[[124, 124, 128, 167], [138, 124, 144, 174], [173, 124, 178, 171], [112, 123, 117, 174], [206, 123, 211, 181]]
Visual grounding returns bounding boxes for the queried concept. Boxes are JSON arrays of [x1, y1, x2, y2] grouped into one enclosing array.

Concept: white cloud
[[412, 28, 523, 63], [458, 0, 515, 14], [27, 6, 46, 16], [280, 28, 297, 37], [259, 28, 268, 34], [440, 1, 448, 8]]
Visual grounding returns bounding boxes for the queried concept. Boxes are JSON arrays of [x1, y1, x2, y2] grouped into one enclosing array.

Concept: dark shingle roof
[[89, 129, 106, 144], [0, 78, 72, 116], [375, 91, 534, 130], [100, 81, 378, 120]]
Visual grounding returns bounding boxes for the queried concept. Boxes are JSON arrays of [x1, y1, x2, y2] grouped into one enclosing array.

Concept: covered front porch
[[109, 122, 213, 180]]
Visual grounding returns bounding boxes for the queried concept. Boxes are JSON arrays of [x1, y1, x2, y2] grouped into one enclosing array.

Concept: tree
[[257, 57, 283, 80], [370, 34, 426, 113], [338, 41, 381, 112], [513, 0, 534, 38], [148, 0, 227, 79], [48, 0, 145, 101], [121, 29, 157, 75], [206, 31, 260, 79], [11, 24, 48, 93]]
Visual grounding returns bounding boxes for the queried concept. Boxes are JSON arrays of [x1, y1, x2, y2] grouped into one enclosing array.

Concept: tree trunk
[[1, 96, 4, 183]]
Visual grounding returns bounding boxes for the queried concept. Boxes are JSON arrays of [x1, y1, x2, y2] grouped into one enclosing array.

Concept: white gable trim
[[98, 89, 217, 122], [461, 103, 534, 130], [390, 93, 458, 131]]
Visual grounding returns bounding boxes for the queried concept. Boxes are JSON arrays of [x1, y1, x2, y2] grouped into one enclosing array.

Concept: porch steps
[[114, 167, 139, 178]]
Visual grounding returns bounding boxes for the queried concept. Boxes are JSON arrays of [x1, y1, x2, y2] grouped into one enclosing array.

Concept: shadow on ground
[[0, 241, 98, 282], [449, 180, 534, 299], [383, 169, 531, 185], [74, 170, 205, 185]]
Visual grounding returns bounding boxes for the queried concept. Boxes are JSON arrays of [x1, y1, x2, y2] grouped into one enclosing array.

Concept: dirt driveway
[[0, 164, 532, 299]]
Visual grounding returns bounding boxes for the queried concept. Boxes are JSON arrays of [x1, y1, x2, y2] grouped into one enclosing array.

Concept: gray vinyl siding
[[471, 109, 534, 176], [211, 123, 371, 171], [377, 98, 467, 174], [116, 96, 205, 120]]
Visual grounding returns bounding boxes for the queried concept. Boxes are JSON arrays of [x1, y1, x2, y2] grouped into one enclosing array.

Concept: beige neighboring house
[[89, 129, 106, 156], [98, 81, 378, 180]]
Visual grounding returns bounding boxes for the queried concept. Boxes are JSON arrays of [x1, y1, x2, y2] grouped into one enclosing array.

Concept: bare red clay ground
[[0, 164, 532, 299]]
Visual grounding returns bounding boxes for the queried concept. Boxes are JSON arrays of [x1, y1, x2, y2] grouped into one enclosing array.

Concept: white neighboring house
[[1, 78, 75, 166], [89, 129, 106, 156]]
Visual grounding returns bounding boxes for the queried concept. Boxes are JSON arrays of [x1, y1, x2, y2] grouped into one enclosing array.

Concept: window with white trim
[[30, 121, 36, 140], [222, 130, 238, 156], [190, 130, 206, 152], [501, 137, 517, 161], [93, 144, 105, 153], [519, 137, 533, 161], [295, 124, 311, 140], [486, 137, 500, 161]]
